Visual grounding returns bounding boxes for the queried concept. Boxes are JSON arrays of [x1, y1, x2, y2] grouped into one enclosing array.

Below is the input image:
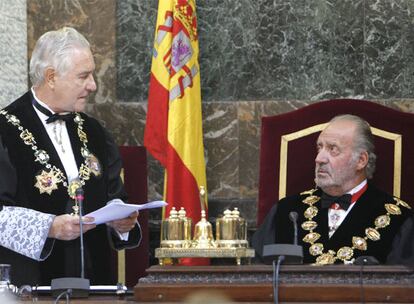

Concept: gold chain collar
[[300, 188, 411, 265], [0, 109, 101, 200]]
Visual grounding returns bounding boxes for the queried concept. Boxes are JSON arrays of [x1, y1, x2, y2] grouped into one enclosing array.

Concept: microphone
[[289, 211, 299, 245], [51, 187, 90, 298], [263, 211, 303, 264]]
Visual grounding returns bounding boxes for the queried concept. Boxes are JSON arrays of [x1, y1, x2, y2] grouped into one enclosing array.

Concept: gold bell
[[192, 210, 216, 248]]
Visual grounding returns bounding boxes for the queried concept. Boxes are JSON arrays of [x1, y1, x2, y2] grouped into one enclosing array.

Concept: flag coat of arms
[[144, 0, 207, 235]]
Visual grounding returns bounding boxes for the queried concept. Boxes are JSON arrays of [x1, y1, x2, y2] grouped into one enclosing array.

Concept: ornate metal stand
[[155, 247, 255, 265]]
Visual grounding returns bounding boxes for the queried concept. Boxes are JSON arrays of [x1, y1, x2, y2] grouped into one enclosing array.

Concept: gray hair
[[330, 114, 377, 179], [29, 27, 90, 86]]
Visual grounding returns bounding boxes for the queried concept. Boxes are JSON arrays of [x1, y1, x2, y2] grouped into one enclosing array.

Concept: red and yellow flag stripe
[[144, 0, 207, 229]]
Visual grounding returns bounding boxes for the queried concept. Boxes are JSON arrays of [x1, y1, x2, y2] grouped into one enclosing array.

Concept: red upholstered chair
[[112, 146, 149, 287], [257, 99, 414, 226]]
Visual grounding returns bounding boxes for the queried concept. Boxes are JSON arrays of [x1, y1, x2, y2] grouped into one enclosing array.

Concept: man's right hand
[[48, 214, 96, 240]]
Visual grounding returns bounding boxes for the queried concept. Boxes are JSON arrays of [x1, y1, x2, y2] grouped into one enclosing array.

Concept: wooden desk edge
[[134, 283, 414, 303]]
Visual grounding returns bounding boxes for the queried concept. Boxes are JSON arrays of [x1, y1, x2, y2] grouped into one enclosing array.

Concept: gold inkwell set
[[155, 187, 255, 265]]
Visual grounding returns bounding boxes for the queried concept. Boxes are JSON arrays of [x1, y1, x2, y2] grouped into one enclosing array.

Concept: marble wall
[[27, 0, 117, 105], [18, 0, 414, 232], [0, 0, 28, 108]]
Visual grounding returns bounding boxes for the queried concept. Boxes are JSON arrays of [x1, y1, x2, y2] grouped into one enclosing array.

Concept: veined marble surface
[[0, 0, 28, 108], [364, 0, 414, 98], [116, 0, 157, 102], [117, 0, 414, 102], [27, 0, 117, 104]]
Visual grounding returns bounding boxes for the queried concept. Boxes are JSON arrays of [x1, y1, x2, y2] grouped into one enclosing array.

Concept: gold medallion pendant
[[316, 251, 336, 265], [85, 153, 102, 177], [34, 169, 63, 195], [68, 179, 82, 198], [68, 179, 83, 216]]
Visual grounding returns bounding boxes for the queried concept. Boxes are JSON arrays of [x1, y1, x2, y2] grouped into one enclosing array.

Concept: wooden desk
[[134, 265, 414, 303], [33, 298, 129, 304], [18, 294, 135, 303]]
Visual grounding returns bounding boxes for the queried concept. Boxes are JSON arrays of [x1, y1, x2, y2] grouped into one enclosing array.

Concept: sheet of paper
[[84, 199, 167, 225]]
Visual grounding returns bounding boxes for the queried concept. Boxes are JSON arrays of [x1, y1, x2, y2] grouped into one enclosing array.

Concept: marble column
[[0, 0, 28, 108]]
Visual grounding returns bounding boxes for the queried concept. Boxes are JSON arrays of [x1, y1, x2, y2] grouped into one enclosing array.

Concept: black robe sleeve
[[0, 134, 55, 259], [0, 134, 18, 206], [104, 127, 128, 201], [386, 215, 414, 266], [251, 202, 279, 261], [103, 128, 141, 249]]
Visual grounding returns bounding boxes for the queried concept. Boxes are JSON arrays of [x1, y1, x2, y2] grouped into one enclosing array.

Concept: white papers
[[84, 199, 167, 225]]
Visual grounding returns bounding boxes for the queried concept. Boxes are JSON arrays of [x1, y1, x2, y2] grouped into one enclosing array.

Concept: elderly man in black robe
[[0, 27, 141, 286], [252, 114, 414, 265]]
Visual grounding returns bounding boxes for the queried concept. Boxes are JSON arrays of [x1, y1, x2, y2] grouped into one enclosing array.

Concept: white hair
[[29, 27, 90, 86]]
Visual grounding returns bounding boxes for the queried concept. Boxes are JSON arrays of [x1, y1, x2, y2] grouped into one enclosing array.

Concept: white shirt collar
[[31, 87, 57, 115], [347, 179, 367, 196]]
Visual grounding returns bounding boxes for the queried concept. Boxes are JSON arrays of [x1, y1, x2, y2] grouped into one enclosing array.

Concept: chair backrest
[[112, 146, 149, 287], [257, 99, 414, 226]]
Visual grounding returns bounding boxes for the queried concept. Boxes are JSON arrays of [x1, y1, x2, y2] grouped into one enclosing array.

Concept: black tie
[[45, 113, 75, 124], [32, 99, 75, 124], [321, 193, 352, 210]]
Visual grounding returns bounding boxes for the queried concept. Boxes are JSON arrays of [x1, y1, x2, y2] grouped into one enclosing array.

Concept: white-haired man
[[252, 114, 414, 265], [0, 27, 140, 286]]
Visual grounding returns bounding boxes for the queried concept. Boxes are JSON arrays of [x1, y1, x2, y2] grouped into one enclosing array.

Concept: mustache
[[316, 164, 330, 174]]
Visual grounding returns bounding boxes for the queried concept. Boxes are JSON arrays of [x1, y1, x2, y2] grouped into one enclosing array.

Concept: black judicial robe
[[0, 91, 140, 286], [252, 184, 414, 265]]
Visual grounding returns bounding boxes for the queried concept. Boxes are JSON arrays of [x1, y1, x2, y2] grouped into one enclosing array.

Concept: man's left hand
[[107, 211, 139, 234]]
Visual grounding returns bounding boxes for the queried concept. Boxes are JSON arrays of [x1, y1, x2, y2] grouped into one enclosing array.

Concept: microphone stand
[[51, 188, 90, 298], [263, 211, 303, 264], [272, 256, 285, 304], [264, 211, 303, 304], [78, 189, 85, 279], [289, 211, 299, 246]]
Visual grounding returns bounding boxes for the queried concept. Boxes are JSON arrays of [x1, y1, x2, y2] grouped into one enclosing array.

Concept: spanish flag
[[144, 0, 207, 264]]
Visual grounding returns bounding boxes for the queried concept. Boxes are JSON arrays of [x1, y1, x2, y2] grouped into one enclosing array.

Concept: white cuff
[[0, 206, 54, 261]]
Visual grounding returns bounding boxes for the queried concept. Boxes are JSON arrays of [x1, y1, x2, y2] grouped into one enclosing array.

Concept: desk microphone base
[[51, 277, 90, 298], [263, 244, 303, 264]]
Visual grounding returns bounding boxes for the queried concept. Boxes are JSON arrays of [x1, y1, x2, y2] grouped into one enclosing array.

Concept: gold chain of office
[[0, 110, 101, 199], [300, 188, 411, 265]]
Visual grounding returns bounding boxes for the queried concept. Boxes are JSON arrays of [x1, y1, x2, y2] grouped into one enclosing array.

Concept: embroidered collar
[[300, 188, 411, 265]]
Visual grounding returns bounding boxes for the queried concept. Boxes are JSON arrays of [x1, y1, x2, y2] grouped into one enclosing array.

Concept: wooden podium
[[134, 265, 414, 303]]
